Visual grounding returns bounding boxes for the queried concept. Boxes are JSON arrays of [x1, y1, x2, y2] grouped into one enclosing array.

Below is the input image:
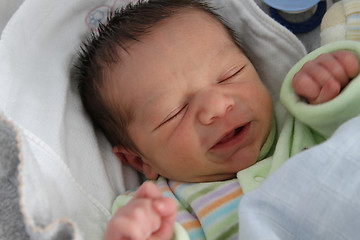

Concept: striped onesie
[[156, 177, 243, 240], [112, 176, 244, 240]]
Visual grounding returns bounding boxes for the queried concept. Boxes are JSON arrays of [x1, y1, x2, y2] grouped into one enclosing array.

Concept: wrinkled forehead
[[102, 8, 237, 118]]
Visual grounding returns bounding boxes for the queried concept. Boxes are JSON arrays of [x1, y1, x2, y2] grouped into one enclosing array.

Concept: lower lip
[[210, 122, 252, 151]]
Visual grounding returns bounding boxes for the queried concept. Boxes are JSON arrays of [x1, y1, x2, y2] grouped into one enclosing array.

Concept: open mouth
[[217, 126, 244, 145], [212, 122, 250, 149]]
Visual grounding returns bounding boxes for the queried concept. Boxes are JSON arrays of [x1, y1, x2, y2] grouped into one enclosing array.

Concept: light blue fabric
[[238, 114, 360, 239]]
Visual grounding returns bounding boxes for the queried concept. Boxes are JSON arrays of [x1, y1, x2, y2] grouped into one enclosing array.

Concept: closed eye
[[218, 65, 245, 84], [155, 104, 188, 130]]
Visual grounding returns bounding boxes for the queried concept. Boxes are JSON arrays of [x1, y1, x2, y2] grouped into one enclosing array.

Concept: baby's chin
[[165, 172, 238, 183]]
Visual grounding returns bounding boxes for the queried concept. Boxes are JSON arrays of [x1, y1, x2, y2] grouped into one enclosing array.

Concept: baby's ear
[[113, 146, 159, 180], [113, 145, 144, 173]]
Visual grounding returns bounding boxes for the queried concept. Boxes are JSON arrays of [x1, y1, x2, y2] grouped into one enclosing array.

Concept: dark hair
[[73, 0, 242, 154]]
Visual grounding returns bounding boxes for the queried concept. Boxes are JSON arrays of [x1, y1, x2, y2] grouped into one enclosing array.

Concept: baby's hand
[[104, 181, 177, 240], [292, 50, 359, 104]]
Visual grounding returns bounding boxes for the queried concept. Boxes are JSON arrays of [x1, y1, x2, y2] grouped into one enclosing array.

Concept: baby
[[73, 0, 359, 239]]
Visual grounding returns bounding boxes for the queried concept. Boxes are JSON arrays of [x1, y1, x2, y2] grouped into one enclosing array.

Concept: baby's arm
[[104, 181, 177, 240], [292, 50, 359, 104]]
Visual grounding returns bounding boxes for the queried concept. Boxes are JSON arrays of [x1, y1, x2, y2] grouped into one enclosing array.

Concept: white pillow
[[0, 0, 24, 38]]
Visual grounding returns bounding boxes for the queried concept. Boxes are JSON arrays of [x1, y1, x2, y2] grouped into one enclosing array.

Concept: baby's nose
[[196, 88, 234, 125]]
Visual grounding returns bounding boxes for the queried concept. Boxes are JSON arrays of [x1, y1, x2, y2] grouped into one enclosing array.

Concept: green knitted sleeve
[[280, 40, 360, 138]]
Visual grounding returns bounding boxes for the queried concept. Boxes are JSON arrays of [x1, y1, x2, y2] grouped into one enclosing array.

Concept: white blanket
[[0, 0, 322, 239]]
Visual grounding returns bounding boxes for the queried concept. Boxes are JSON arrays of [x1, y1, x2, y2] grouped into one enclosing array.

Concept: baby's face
[[109, 9, 273, 182]]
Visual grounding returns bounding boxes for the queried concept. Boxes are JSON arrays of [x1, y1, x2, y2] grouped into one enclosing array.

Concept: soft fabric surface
[[0, 0, 23, 38], [238, 114, 360, 240], [0, 116, 29, 240]]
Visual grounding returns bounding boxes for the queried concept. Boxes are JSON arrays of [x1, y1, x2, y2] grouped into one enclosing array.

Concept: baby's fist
[[104, 182, 177, 240], [293, 50, 359, 104]]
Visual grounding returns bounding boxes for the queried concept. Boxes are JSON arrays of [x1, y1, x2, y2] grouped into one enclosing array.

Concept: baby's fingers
[[292, 72, 321, 102], [312, 78, 341, 104], [105, 198, 162, 240], [332, 50, 359, 80], [310, 52, 351, 88], [150, 198, 177, 240], [135, 181, 163, 199], [293, 50, 359, 104], [293, 71, 341, 104]]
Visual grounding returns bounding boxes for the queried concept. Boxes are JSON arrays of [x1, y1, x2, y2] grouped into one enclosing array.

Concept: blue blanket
[[239, 114, 360, 239]]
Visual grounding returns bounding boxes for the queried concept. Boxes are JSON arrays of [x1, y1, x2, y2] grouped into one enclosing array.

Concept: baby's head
[[75, 0, 273, 182]]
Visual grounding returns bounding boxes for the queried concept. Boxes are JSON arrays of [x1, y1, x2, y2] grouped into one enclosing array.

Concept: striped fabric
[[344, 0, 360, 40], [156, 177, 243, 240]]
